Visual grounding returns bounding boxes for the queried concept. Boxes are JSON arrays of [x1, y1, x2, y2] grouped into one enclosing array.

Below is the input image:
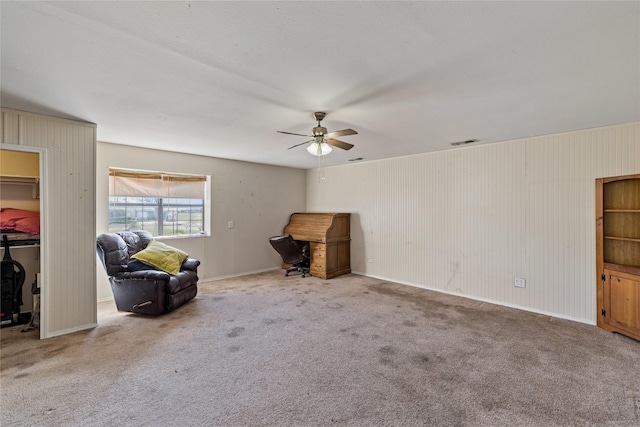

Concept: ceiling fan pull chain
[[318, 153, 326, 183]]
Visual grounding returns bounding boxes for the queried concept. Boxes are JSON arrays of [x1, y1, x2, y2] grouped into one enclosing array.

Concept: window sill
[[156, 233, 209, 241]]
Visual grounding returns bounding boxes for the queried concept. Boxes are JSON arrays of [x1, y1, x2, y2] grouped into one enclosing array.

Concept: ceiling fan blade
[[287, 139, 313, 150], [325, 128, 357, 138], [278, 130, 312, 137], [326, 139, 354, 150]]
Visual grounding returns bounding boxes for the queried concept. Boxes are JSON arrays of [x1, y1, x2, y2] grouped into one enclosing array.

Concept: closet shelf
[[1, 175, 39, 184]]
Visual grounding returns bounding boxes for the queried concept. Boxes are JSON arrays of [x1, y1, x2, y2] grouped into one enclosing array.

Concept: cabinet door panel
[[325, 243, 339, 272], [604, 269, 640, 340], [337, 241, 351, 270]]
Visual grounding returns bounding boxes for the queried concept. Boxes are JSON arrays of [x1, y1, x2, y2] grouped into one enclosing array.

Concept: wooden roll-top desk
[[284, 213, 351, 279]]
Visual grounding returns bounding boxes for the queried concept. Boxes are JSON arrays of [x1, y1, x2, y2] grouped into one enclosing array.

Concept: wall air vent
[[450, 139, 478, 147]]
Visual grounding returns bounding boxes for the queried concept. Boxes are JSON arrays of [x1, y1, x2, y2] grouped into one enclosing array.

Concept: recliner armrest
[[116, 270, 172, 281], [181, 258, 200, 272]]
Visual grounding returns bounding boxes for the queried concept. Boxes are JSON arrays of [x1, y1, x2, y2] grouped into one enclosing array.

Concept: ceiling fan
[[278, 112, 357, 156]]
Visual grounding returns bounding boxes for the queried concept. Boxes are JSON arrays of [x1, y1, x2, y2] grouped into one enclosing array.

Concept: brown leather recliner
[[96, 230, 199, 315]]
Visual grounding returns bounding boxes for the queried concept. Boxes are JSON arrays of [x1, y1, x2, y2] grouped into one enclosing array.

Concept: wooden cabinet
[[596, 174, 640, 341], [284, 213, 350, 279]]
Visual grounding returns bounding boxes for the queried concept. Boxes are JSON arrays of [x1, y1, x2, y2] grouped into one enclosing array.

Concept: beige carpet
[[1, 271, 639, 426]]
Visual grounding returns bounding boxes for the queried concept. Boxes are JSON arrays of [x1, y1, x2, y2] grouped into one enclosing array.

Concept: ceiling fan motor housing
[[313, 126, 327, 137]]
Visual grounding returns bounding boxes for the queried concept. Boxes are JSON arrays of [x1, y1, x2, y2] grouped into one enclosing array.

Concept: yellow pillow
[[131, 240, 189, 275]]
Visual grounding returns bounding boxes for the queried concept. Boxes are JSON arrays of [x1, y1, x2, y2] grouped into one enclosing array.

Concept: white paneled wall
[[307, 122, 639, 324], [1, 108, 97, 338]]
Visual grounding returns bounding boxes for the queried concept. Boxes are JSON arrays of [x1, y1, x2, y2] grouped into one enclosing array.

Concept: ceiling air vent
[[450, 139, 478, 147]]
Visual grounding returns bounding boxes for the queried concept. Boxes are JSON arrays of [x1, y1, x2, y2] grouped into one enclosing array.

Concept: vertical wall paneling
[[1, 111, 20, 143], [1, 108, 97, 338], [307, 122, 639, 324]]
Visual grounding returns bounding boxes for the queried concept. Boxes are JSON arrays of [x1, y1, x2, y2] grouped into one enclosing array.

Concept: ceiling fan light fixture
[[307, 141, 332, 156]]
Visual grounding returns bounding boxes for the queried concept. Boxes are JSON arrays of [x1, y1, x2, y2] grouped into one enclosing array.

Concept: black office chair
[[269, 235, 310, 277]]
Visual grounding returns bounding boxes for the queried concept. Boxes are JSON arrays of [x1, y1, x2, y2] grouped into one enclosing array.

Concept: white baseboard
[[43, 322, 98, 339], [352, 270, 596, 326], [198, 266, 281, 283]]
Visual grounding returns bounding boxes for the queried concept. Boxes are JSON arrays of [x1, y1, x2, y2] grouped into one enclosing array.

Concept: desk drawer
[[310, 244, 326, 276], [310, 243, 326, 259]]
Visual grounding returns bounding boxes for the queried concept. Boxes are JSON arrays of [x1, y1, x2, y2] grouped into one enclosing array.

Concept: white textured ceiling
[[1, 1, 639, 169]]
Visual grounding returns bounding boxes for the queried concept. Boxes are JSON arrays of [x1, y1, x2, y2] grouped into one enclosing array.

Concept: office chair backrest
[[268, 235, 305, 265]]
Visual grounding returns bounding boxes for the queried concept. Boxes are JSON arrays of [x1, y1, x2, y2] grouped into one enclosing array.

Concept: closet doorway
[[0, 145, 46, 338]]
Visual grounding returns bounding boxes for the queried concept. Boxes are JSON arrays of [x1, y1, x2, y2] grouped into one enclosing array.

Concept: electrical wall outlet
[[514, 277, 526, 288], [227, 221, 234, 229], [367, 256, 373, 263]]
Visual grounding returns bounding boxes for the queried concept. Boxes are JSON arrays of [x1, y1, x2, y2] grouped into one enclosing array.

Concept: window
[[108, 168, 209, 237]]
